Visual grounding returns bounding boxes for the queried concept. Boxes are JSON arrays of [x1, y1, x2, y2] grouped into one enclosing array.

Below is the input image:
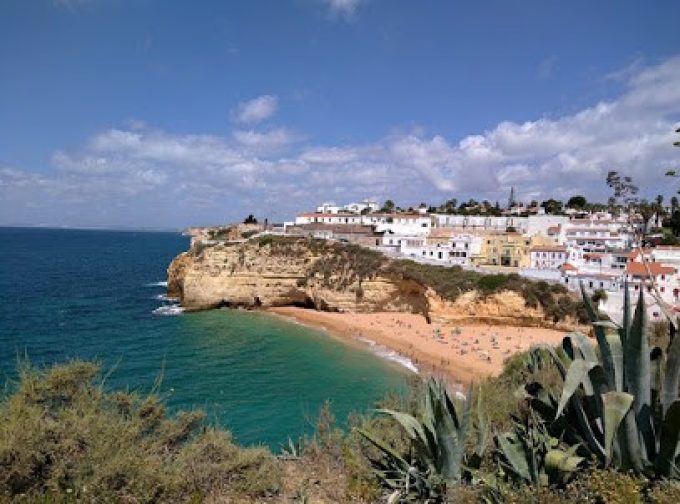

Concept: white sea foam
[[145, 281, 168, 287], [152, 304, 184, 316], [153, 293, 178, 302], [356, 336, 418, 374]]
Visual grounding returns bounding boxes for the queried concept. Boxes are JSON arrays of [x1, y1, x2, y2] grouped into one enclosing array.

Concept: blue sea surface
[[0, 227, 410, 448]]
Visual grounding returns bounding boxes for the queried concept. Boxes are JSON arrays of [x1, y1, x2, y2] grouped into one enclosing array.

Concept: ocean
[[0, 227, 410, 448]]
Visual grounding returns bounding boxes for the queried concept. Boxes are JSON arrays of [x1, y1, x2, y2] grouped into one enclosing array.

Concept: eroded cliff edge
[[167, 236, 585, 329]]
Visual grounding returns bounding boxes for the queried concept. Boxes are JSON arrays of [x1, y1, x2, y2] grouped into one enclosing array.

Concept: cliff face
[[426, 289, 577, 330], [168, 237, 580, 329], [167, 240, 428, 315]]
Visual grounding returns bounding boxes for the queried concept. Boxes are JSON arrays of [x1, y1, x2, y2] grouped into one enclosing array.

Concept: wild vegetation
[[0, 361, 279, 503], [5, 290, 680, 503], [349, 286, 680, 502], [387, 260, 589, 324]]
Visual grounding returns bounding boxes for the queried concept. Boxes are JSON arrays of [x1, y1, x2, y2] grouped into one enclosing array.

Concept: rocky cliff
[[167, 236, 582, 329], [167, 237, 428, 315]]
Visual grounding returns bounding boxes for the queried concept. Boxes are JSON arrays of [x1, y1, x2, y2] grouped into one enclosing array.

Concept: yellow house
[[472, 232, 555, 269]]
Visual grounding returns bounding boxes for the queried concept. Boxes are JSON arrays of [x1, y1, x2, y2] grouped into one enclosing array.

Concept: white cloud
[[232, 95, 278, 124], [323, 0, 362, 18], [232, 128, 300, 151], [3, 56, 680, 227]]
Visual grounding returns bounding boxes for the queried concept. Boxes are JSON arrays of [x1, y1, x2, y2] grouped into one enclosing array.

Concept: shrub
[[0, 361, 280, 502]]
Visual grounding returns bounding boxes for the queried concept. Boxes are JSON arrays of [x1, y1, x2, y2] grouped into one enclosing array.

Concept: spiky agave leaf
[[602, 391, 634, 465], [656, 400, 680, 477]]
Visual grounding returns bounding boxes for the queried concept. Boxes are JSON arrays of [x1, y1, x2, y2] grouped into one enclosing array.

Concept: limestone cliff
[[167, 237, 582, 329], [167, 238, 428, 315]]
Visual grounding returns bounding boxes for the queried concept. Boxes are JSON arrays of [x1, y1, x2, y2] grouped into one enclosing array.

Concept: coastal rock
[[167, 239, 428, 315], [167, 237, 579, 330], [427, 289, 554, 328]]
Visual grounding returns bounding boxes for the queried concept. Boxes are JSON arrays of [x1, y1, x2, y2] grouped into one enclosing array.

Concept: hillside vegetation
[[0, 362, 279, 502], [3, 325, 680, 503], [253, 236, 588, 324]]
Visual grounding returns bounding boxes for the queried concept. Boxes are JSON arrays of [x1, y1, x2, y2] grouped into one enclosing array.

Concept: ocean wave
[[356, 336, 418, 374], [153, 293, 178, 302], [145, 281, 168, 287], [152, 304, 184, 316]]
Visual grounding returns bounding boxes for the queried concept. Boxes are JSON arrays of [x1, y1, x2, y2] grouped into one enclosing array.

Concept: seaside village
[[191, 194, 680, 323]]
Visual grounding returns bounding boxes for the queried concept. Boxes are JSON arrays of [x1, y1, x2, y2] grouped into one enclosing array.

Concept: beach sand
[[266, 307, 568, 384]]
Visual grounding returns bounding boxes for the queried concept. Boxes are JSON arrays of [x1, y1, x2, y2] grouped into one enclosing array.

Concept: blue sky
[[1, 0, 680, 228]]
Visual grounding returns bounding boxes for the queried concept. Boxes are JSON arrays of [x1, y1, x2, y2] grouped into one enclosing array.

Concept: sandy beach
[[267, 307, 569, 384]]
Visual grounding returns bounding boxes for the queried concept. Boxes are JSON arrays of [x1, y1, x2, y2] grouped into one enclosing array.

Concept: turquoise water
[[0, 227, 410, 448]]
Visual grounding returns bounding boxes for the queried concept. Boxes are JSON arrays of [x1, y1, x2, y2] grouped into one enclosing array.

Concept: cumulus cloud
[[232, 95, 278, 124], [3, 56, 680, 227]]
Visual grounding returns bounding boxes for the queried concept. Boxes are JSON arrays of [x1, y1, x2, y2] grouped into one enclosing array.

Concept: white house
[[315, 202, 342, 214], [648, 246, 680, 268], [432, 214, 528, 233], [362, 213, 433, 235], [526, 215, 569, 237], [397, 231, 483, 266], [529, 245, 568, 270], [343, 200, 380, 214], [295, 212, 363, 225]]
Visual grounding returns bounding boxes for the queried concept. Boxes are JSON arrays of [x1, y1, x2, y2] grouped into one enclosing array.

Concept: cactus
[[525, 283, 680, 478], [358, 378, 485, 501]]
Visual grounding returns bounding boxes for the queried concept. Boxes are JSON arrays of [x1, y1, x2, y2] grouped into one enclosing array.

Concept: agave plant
[[358, 378, 485, 502], [494, 409, 585, 487], [525, 283, 680, 478]]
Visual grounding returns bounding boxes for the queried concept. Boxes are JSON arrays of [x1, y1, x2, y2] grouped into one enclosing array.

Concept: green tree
[[243, 214, 258, 224], [671, 211, 680, 237], [381, 199, 395, 213], [541, 198, 564, 215], [443, 198, 458, 214], [566, 195, 587, 209]]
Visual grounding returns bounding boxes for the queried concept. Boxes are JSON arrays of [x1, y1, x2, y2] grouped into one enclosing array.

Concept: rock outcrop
[[167, 239, 428, 315], [167, 237, 581, 329]]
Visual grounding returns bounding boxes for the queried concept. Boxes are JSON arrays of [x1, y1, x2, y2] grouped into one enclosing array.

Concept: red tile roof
[[560, 263, 577, 271], [625, 262, 676, 277]]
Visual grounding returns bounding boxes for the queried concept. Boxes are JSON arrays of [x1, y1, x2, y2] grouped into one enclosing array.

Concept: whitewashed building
[[343, 200, 379, 214], [362, 213, 433, 235], [529, 245, 568, 270], [397, 231, 483, 266], [315, 202, 342, 214], [295, 212, 363, 225], [432, 214, 528, 233]]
